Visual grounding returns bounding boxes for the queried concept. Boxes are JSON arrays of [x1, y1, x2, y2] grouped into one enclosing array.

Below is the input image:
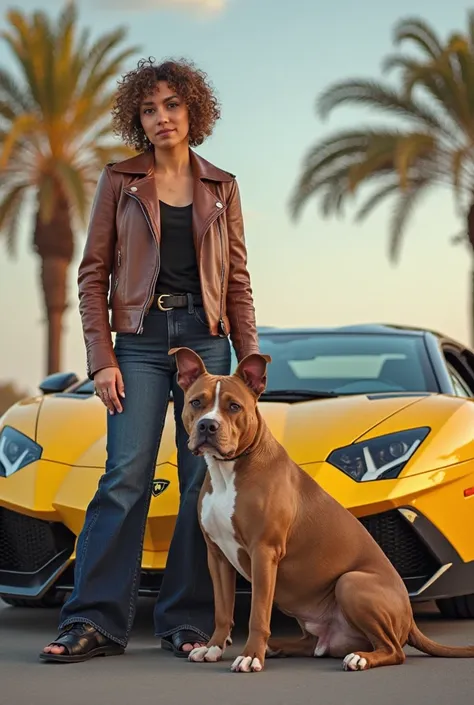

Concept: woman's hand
[[94, 367, 125, 414]]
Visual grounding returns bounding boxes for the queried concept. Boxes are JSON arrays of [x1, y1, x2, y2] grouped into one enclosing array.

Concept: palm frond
[[393, 17, 444, 59], [0, 113, 38, 167], [388, 176, 434, 261], [292, 10, 474, 270], [354, 181, 402, 221], [0, 2, 137, 260], [289, 125, 441, 220], [0, 69, 32, 112], [317, 79, 451, 137], [451, 145, 474, 205], [0, 182, 29, 256], [451, 229, 468, 247], [1, 10, 43, 107], [394, 133, 436, 188], [0, 99, 19, 122]]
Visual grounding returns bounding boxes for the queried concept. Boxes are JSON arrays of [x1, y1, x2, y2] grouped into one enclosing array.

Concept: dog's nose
[[198, 418, 220, 436]]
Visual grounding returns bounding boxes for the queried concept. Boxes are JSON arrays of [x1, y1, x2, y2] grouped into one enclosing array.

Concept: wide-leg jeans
[[58, 304, 231, 646]]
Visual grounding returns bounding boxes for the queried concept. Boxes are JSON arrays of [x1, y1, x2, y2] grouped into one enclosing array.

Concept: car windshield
[[74, 331, 436, 397], [237, 332, 437, 396]]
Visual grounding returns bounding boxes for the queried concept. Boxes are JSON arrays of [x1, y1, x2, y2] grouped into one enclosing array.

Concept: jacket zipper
[[111, 248, 121, 299], [127, 193, 160, 334], [216, 214, 226, 334]]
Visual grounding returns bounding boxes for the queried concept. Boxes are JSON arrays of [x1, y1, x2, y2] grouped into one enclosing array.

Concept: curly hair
[[111, 57, 221, 151]]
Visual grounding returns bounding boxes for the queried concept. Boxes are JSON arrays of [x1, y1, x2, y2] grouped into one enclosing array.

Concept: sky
[[1, 0, 473, 392]]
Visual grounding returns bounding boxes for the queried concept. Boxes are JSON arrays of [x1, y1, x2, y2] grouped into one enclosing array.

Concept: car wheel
[[436, 595, 474, 619], [0, 589, 66, 608]]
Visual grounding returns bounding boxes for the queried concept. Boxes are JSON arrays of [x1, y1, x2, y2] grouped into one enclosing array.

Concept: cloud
[[96, 0, 227, 14]]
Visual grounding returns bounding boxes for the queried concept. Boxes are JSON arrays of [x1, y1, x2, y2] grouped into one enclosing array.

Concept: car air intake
[[0, 507, 74, 572], [359, 509, 439, 580]]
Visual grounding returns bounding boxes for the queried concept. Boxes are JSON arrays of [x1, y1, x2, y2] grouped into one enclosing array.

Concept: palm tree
[[290, 14, 474, 341], [0, 2, 139, 374]]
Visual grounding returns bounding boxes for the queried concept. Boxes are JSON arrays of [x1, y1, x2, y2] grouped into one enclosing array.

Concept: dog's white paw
[[343, 653, 368, 671], [231, 655, 263, 673], [313, 643, 328, 657], [188, 645, 223, 663]]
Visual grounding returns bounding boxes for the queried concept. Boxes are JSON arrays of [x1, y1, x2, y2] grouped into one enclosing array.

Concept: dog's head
[[169, 347, 271, 460]]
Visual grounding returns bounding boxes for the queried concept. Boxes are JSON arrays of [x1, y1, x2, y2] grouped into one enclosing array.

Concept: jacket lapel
[[189, 150, 234, 251], [125, 176, 161, 245], [111, 151, 161, 244], [110, 148, 235, 247]]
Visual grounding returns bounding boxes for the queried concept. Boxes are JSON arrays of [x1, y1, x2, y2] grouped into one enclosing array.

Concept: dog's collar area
[[212, 449, 251, 463]]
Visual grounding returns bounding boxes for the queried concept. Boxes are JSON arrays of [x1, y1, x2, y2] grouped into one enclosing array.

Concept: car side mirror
[[39, 372, 79, 394]]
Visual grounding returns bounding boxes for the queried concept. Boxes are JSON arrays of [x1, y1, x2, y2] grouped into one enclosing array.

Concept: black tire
[[436, 595, 474, 619], [0, 589, 66, 608]]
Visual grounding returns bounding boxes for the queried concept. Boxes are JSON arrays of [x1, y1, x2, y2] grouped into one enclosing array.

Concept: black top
[[154, 200, 202, 297]]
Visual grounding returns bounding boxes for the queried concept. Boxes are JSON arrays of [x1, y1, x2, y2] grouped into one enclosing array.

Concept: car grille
[[0, 505, 439, 590], [0, 507, 74, 572], [359, 510, 439, 578]]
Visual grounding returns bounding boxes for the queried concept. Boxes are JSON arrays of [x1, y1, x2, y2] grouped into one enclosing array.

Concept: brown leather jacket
[[78, 149, 259, 379]]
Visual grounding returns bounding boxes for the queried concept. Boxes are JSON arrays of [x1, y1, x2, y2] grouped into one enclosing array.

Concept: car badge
[[152, 479, 170, 497]]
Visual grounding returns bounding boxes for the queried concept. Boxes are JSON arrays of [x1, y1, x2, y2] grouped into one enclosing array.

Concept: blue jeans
[[58, 304, 231, 647]]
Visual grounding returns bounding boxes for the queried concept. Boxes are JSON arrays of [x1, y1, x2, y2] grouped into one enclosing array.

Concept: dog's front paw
[[231, 654, 264, 673], [188, 644, 223, 663]]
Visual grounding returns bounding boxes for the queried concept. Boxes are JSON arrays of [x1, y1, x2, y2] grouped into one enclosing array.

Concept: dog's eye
[[229, 402, 241, 412], [190, 399, 201, 408]]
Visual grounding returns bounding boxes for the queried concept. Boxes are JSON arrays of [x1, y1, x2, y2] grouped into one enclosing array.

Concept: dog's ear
[[169, 347, 207, 392], [234, 353, 272, 397]]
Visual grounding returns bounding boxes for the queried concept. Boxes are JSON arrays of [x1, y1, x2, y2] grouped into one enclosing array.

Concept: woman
[[40, 57, 259, 663]]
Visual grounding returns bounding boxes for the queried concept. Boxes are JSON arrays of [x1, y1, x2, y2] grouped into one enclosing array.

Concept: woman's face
[[139, 81, 190, 150]]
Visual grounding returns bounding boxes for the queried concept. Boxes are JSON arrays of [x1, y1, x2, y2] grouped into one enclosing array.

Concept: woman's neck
[[154, 142, 191, 177]]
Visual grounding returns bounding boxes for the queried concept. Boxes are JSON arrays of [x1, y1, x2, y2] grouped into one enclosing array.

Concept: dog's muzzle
[[191, 418, 221, 454], [198, 418, 220, 437]]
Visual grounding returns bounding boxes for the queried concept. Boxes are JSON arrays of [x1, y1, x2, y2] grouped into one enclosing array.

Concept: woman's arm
[[78, 167, 119, 380], [225, 178, 260, 361]]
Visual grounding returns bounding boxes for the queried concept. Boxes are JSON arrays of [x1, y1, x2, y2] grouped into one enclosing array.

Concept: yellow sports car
[[1, 324, 474, 619]]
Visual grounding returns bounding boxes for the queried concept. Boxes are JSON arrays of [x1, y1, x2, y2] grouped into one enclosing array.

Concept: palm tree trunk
[[467, 203, 474, 347], [34, 184, 74, 376], [40, 256, 69, 374]]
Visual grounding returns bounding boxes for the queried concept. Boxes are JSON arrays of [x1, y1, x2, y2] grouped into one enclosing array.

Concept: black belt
[[151, 293, 203, 311]]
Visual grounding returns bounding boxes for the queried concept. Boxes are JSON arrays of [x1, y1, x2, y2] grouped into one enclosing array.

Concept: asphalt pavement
[[1, 596, 474, 705]]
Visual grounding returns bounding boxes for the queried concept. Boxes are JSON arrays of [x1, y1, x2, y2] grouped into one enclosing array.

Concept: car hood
[[33, 391, 428, 467], [256, 393, 428, 464], [34, 391, 473, 472], [36, 394, 108, 465], [0, 395, 43, 440]]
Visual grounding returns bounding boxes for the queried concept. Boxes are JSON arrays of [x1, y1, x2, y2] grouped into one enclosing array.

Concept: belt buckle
[[157, 294, 173, 311]]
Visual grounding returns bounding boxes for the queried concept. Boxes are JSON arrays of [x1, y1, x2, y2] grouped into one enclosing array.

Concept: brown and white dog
[[169, 346, 474, 673]]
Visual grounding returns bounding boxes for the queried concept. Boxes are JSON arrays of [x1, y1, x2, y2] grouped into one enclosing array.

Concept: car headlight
[[326, 427, 430, 482], [0, 426, 42, 478]]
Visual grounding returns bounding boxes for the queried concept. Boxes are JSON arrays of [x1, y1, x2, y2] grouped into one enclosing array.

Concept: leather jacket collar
[[110, 148, 235, 182], [109, 148, 234, 245]]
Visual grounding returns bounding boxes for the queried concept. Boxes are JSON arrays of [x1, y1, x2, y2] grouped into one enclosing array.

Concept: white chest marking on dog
[[201, 453, 250, 581]]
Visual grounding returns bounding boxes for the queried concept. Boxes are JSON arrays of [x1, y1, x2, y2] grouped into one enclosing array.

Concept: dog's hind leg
[[335, 571, 408, 671], [266, 633, 318, 658]]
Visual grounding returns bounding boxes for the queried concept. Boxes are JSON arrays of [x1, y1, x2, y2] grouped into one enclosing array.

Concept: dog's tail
[[407, 622, 474, 658]]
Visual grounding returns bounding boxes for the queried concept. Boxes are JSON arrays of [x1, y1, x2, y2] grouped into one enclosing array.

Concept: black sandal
[[161, 630, 207, 658], [39, 623, 125, 663]]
